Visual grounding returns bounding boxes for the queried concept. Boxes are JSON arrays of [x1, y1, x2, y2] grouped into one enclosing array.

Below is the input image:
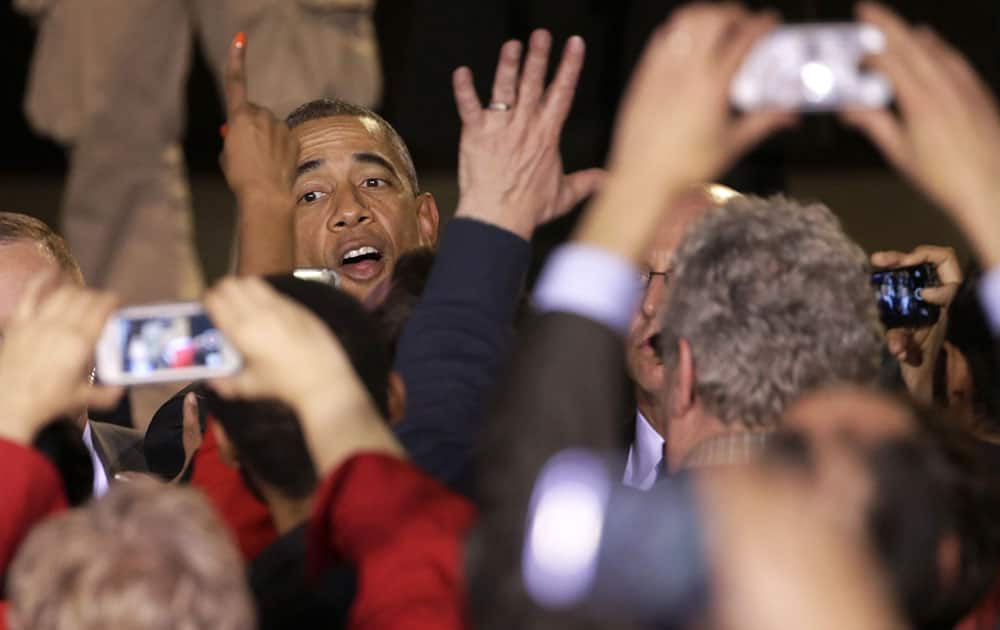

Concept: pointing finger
[[224, 32, 249, 117]]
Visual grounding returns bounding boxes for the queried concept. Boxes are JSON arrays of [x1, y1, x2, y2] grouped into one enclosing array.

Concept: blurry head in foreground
[[7, 480, 254, 630]]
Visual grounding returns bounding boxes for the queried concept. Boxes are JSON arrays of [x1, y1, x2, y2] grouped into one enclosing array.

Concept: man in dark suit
[[218, 27, 606, 494], [0, 212, 147, 498]]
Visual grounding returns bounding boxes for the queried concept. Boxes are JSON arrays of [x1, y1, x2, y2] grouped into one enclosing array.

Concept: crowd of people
[[3, 2, 1000, 628]]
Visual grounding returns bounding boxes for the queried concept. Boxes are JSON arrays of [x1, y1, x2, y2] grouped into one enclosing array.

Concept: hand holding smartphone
[[870, 263, 940, 329], [96, 302, 242, 385], [731, 23, 892, 112]]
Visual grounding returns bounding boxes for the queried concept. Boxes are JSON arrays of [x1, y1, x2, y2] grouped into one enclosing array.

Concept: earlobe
[[211, 422, 239, 469], [387, 371, 407, 426], [416, 193, 440, 247]]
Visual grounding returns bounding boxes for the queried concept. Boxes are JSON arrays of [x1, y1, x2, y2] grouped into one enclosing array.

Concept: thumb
[[556, 168, 607, 215]]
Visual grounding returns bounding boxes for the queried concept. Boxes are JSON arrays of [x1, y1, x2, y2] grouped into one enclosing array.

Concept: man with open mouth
[[623, 185, 737, 490]]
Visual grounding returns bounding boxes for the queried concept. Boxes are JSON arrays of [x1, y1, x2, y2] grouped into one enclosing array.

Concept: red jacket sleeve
[[0, 439, 67, 574], [0, 438, 68, 630], [190, 417, 278, 562], [309, 453, 477, 630]]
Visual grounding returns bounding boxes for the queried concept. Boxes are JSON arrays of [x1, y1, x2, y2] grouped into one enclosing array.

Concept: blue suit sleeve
[[392, 218, 530, 492]]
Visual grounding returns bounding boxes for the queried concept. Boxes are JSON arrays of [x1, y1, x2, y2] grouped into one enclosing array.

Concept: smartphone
[[293, 267, 340, 287], [871, 264, 940, 329], [730, 23, 892, 111], [96, 302, 241, 385]]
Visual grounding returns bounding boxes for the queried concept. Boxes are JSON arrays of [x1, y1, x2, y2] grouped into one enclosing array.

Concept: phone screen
[[97, 303, 240, 384], [120, 313, 226, 375], [871, 264, 940, 328]]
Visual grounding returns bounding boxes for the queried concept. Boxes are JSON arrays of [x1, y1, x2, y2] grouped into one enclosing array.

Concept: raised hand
[[871, 245, 963, 404], [0, 275, 122, 445], [203, 277, 402, 475], [841, 2, 1000, 267], [576, 3, 797, 261], [451, 30, 605, 240], [221, 32, 298, 205]]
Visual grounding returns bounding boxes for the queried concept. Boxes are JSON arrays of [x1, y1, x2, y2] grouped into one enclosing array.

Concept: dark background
[[2, 0, 999, 282]]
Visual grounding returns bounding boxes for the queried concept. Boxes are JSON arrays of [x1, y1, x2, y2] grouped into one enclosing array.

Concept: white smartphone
[[730, 23, 892, 111], [95, 302, 242, 385]]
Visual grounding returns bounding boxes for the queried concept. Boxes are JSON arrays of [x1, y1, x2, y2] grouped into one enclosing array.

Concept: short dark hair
[[207, 275, 392, 499], [0, 211, 83, 283], [372, 247, 436, 360], [285, 99, 419, 194]]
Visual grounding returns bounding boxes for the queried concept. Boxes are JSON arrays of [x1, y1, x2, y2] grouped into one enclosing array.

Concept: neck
[[261, 487, 315, 536], [635, 388, 667, 440], [666, 407, 731, 473]]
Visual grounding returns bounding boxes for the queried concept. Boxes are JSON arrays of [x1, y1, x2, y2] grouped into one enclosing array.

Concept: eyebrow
[[353, 152, 400, 181], [293, 152, 401, 182]]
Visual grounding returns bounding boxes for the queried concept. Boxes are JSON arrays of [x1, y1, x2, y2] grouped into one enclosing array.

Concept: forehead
[[0, 240, 60, 327], [644, 190, 714, 268], [291, 115, 405, 173]]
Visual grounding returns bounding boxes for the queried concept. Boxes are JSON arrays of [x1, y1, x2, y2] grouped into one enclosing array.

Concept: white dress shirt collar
[[82, 421, 110, 498], [623, 409, 665, 491]]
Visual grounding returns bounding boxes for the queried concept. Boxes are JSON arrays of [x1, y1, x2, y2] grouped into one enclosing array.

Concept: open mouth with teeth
[[342, 245, 383, 266], [337, 244, 387, 284]]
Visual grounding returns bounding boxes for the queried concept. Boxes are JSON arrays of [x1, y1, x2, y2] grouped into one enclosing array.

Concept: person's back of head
[[207, 274, 393, 501], [6, 479, 254, 630], [660, 194, 883, 430]]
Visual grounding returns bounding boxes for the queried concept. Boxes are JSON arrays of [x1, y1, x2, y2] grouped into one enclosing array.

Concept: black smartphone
[[871, 263, 940, 329]]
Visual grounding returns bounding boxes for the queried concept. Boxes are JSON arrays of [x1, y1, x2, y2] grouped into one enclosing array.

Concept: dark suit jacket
[[88, 420, 148, 480], [469, 311, 634, 630], [393, 218, 531, 495]]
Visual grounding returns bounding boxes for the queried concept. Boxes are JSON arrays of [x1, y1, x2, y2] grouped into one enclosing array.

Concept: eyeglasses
[[639, 270, 670, 288]]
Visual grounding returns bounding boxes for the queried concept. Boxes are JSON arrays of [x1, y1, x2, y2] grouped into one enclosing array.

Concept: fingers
[[490, 40, 523, 109], [717, 10, 778, 82], [9, 270, 56, 324], [728, 110, 799, 158], [839, 108, 910, 172], [224, 32, 248, 117], [541, 35, 585, 126], [556, 168, 607, 213], [920, 285, 958, 306], [517, 29, 553, 108], [452, 66, 484, 126], [871, 245, 962, 284]]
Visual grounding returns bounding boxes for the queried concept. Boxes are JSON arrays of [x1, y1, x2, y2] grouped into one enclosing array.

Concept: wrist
[[235, 188, 294, 216], [573, 176, 685, 262], [297, 391, 404, 477], [454, 197, 534, 241]]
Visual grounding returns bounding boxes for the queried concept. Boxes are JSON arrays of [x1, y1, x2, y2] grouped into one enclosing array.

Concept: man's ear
[[210, 422, 239, 469], [415, 192, 440, 247], [387, 371, 407, 426], [669, 338, 697, 417]]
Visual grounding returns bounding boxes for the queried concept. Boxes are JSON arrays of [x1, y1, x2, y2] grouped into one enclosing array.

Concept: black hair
[[206, 275, 392, 499], [285, 98, 419, 194]]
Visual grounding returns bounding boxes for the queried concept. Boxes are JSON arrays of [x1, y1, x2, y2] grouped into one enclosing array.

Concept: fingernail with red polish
[[219, 123, 228, 138], [234, 32, 246, 49]]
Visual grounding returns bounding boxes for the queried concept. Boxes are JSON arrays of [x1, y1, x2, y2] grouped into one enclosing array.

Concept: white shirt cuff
[[533, 244, 642, 335], [978, 265, 1000, 336]]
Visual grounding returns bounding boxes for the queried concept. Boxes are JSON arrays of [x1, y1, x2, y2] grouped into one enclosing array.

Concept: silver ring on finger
[[487, 101, 513, 112]]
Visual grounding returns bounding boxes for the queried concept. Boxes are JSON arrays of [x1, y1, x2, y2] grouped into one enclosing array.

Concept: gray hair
[[660, 194, 883, 429], [285, 98, 420, 195]]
